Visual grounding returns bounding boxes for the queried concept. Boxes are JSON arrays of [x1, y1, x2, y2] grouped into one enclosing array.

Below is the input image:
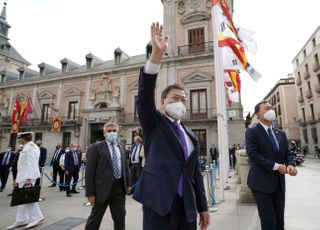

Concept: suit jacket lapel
[[162, 115, 185, 161], [102, 141, 112, 168]]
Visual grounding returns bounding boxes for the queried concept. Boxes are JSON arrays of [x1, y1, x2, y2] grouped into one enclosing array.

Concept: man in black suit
[[246, 101, 298, 230], [85, 122, 131, 230], [64, 144, 81, 197], [35, 140, 47, 186], [0, 147, 14, 192], [132, 22, 209, 230], [129, 135, 143, 193], [49, 144, 65, 191]]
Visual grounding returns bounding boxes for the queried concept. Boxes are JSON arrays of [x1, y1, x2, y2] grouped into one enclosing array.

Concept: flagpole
[[211, 0, 230, 202]]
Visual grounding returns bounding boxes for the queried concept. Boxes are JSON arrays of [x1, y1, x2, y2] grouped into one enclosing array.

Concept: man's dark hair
[[161, 84, 186, 99], [254, 101, 269, 114], [21, 134, 32, 142]]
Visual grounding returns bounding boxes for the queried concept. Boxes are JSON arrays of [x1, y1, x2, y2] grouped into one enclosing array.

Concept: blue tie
[[111, 143, 121, 179], [267, 128, 278, 152]]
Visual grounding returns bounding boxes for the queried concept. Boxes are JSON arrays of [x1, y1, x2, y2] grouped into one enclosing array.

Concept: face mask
[[263, 109, 276, 121], [66, 148, 70, 152], [73, 148, 77, 151], [165, 102, 186, 120], [106, 132, 118, 143]]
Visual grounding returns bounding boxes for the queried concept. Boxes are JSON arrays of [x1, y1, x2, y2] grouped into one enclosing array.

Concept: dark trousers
[[130, 163, 141, 188], [85, 179, 126, 230], [143, 195, 196, 230], [65, 167, 79, 192], [252, 185, 285, 230], [0, 165, 10, 189], [52, 163, 64, 189]]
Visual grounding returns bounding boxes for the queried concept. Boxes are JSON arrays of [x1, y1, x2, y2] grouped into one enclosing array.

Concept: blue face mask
[[106, 132, 118, 143]]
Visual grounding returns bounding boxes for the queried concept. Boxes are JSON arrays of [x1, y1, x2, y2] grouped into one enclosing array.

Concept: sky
[[5, 0, 320, 114]]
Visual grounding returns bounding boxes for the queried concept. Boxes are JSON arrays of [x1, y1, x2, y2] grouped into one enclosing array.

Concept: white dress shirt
[[259, 121, 280, 171]]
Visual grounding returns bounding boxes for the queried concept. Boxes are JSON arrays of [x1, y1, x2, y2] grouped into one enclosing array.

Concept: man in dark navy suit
[[49, 144, 65, 191], [35, 140, 47, 186], [246, 101, 297, 230], [64, 144, 81, 197], [133, 22, 209, 230], [0, 146, 14, 192]]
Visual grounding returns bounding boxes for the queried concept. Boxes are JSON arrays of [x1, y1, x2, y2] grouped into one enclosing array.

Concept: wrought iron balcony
[[303, 71, 310, 80], [305, 90, 313, 99], [178, 41, 214, 57], [298, 96, 304, 103], [312, 62, 320, 72], [315, 83, 320, 94], [296, 76, 302, 86], [119, 108, 218, 125]]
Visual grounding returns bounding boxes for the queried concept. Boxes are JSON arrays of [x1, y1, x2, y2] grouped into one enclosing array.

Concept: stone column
[[237, 149, 255, 204]]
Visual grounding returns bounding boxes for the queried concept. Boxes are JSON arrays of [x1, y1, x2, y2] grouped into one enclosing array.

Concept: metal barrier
[[204, 161, 218, 212]]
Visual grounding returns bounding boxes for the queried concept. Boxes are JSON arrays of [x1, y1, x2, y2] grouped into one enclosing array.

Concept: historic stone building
[[0, 0, 244, 156], [292, 26, 320, 154], [262, 75, 300, 142]]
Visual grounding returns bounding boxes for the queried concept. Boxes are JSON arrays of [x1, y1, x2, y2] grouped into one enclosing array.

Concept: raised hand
[[150, 22, 169, 65]]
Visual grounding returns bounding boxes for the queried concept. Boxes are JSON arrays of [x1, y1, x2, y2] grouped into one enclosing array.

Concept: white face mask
[[165, 102, 186, 120], [263, 109, 276, 121]]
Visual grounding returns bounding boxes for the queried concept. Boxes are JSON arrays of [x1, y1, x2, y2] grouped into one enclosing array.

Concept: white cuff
[[144, 61, 160, 75], [273, 163, 280, 171]]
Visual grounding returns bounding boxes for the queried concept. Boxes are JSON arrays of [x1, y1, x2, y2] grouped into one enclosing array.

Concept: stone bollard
[[237, 149, 255, 204]]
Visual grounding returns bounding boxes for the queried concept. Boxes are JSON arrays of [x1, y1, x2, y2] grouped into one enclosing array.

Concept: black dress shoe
[[7, 193, 13, 196], [71, 190, 80, 194], [66, 193, 72, 197]]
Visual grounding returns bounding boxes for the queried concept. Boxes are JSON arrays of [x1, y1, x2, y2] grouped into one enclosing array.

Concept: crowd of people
[[0, 21, 301, 230]]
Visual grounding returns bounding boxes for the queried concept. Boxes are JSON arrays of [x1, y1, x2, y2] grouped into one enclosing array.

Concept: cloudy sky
[[5, 0, 320, 114]]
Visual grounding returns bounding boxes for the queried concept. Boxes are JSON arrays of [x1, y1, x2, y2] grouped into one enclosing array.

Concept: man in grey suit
[[85, 122, 131, 230]]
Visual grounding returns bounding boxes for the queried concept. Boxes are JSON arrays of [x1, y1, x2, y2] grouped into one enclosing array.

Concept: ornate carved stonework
[[206, 0, 211, 8], [178, 1, 186, 15], [190, 0, 201, 9]]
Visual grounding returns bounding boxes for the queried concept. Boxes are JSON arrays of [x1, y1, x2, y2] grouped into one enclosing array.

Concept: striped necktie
[[111, 143, 121, 179], [267, 128, 279, 152]]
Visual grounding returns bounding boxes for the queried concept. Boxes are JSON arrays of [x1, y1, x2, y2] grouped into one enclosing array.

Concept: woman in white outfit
[[6, 132, 44, 230]]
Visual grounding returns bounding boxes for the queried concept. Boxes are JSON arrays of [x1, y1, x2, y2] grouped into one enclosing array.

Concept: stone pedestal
[[237, 150, 255, 204]]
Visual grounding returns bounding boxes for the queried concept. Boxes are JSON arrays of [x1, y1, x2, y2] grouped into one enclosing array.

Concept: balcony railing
[[296, 76, 302, 86], [178, 41, 213, 57], [315, 83, 320, 94], [0, 116, 83, 128], [307, 115, 316, 124], [312, 62, 320, 72], [305, 90, 313, 99], [119, 108, 218, 124], [303, 71, 310, 80], [298, 96, 304, 103]]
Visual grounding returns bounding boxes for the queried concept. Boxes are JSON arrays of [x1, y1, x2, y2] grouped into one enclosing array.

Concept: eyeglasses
[[107, 129, 117, 133]]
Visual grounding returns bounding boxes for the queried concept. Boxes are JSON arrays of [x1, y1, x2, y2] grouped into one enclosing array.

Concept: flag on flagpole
[[11, 97, 21, 125], [20, 97, 33, 124], [213, 0, 262, 81], [224, 70, 241, 104]]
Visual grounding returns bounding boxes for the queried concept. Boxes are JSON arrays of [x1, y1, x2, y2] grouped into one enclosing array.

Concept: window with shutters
[[41, 104, 50, 124], [188, 27, 205, 54], [68, 101, 78, 120], [192, 129, 207, 156], [190, 89, 207, 119]]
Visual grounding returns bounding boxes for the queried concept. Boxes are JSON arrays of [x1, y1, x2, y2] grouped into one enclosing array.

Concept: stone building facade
[[263, 75, 300, 142], [292, 26, 320, 154], [0, 0, 244, 157]]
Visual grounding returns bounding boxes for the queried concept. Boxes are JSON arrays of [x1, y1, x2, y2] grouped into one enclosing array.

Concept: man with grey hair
[[85, 122, 130, 230], [0, 146, 14, 192]]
